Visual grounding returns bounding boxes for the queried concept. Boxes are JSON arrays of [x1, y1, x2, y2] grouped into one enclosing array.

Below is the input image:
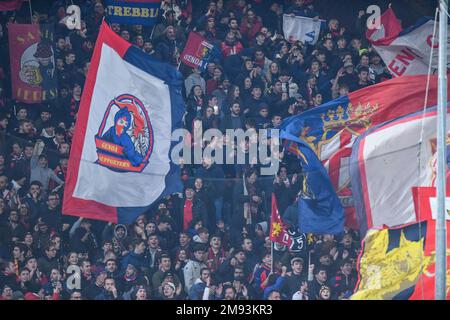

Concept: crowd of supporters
[[0, 0, 405, 300]]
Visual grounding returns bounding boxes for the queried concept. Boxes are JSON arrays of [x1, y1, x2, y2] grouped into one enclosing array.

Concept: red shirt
[[183, 199, 193, 231]]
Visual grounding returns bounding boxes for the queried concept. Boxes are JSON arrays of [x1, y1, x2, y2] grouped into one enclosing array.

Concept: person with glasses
[[40, 192, 61, 232], [36, 244, 60, 276]]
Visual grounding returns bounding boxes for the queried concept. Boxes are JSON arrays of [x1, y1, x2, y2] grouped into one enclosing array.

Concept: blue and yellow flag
[[283, 133, 344, 235], [352, 221, 431, 300]]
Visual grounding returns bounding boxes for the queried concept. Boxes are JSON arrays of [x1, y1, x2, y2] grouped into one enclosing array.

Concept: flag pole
[[436, 0, 448, 301], [28, 0, 33, 23], [270, 239, 274, 273]]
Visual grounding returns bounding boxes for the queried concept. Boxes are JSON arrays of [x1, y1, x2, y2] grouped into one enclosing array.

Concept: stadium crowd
[[0, 0, 396, 300]]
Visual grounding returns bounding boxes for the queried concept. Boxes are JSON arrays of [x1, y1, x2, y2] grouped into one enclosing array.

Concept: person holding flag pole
[[270, 193, 293, 273]]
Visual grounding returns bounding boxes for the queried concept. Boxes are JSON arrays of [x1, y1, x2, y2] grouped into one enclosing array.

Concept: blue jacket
[[263, 275, 286, 300], [188, 279, 207, 300], [120, 251, 147, 271]]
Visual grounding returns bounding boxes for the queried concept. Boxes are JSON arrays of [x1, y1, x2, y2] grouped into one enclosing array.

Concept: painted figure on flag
[[19, 40, 55, 88], [95, 94, 154, 172]]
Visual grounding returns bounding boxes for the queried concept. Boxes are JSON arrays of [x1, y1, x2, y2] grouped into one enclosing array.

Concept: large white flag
[[350, 107, 450, 234], [63, 22, 184, 224], [283, 14, 323, 45], [367, 9, 450, 77]]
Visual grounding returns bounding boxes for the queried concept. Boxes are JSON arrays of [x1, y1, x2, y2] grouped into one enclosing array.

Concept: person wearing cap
[[33, 40, 56, 93], [156, 270, 183, 299], [161, 281, 177, 300], [283, 257, 306, 298], [183, 244, 207, 294]]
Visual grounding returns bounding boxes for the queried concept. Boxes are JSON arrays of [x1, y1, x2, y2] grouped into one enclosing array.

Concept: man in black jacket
[[176, 185, 208, 233], [155, 26, 184, 65]]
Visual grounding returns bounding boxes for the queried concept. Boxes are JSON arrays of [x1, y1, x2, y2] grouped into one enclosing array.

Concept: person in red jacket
[[240, 9, 263, 46], [221, 32, 244, 58]]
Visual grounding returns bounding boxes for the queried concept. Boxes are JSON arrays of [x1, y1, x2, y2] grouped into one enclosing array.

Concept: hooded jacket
[[188, 278, 207, 300], [183, 258, 207, 294]]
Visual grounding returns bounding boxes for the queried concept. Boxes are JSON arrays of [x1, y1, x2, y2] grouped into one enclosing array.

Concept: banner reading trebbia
[[105, 0, 161, 26], [63, 21, 185, 224]]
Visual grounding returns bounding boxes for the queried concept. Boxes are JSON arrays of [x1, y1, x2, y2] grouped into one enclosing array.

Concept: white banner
[[372, 20, 450, 77], [282, 14, 323, 45], [351, 109, 450, 229]]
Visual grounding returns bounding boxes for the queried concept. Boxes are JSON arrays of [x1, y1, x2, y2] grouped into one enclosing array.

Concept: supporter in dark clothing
[[176, 185, 208, 233], [220, 101, 245, 132]]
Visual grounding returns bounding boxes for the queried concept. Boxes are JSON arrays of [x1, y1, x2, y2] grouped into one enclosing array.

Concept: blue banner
[[105, 0, 161, 26], [284, 134, 344, 235]]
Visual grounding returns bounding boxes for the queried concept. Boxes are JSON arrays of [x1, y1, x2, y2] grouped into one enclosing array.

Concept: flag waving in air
[[277, 75, 450, 232], [63, 22, 184, 224], [283, 136, 344, 235], [367, 8, 450, 77], [270, 194, 292, 246]]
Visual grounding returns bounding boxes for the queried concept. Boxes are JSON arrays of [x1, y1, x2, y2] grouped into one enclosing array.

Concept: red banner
[[8, 23, 58, 104], [180, 32, 213, 69], [0, 0, 23, 11], [410, 187, 450, 300], [270, 194, 292, 246]]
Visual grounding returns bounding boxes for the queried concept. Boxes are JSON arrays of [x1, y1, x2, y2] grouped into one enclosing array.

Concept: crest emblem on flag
[[95, 94, 154, 173]]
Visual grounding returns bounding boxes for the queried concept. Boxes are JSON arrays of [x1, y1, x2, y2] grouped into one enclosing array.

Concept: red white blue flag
[[63, 22, 184, 224], [350, 107, 450, 235], [367, 8, 450, 77], [277, 75, 449, 232]]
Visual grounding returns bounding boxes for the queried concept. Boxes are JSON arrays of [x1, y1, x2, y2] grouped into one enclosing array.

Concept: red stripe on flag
[[63, 22, 132, 223], [0, 0, 23, 11]]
